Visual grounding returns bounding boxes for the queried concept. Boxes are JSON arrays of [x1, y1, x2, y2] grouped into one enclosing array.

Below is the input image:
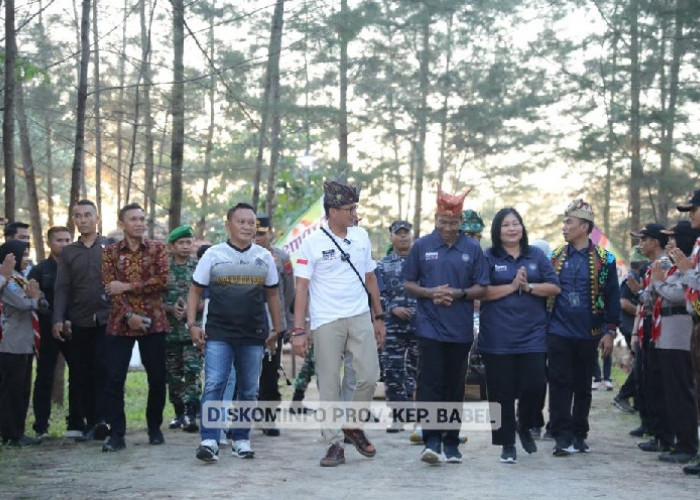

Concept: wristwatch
[[527, 283, 535, 294]]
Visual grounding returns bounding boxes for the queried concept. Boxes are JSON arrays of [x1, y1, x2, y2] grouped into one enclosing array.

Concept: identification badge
[[568, 292, 580, 307]]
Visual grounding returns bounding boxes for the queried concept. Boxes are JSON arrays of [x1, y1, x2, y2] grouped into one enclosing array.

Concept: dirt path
[[1, 353, 698, 499]]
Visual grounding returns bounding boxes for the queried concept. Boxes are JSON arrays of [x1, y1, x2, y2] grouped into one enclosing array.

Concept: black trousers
[[0, 353, 33, 441], [483, 352, 546, 447], [643, 342, 673, 445], [66, 325, 107, 429], [547, 334, 598, 444], [258, 336, 283, 403], [103, 333, 166, 438], [416, 337, 471, 447], [32, 326, 81, 433], [657, 348, 697, 454]]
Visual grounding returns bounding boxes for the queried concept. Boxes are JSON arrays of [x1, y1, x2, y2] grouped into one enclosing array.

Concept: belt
[[660, 306, 688, 317]]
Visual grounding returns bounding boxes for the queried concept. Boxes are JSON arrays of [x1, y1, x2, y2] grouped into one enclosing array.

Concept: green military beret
[[168, 225, 194, 243]]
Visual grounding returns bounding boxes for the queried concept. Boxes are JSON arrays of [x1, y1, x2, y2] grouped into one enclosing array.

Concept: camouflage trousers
[[165, 342, 203, 408], [380, 333, 419, 403], [294, 344, 316, 393]]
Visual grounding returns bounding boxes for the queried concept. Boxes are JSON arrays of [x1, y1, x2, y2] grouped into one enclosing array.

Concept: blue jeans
[[200, 340, 263, 442]]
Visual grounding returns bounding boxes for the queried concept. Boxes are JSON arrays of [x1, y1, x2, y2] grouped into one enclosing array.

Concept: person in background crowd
[[101, 203, 169, 452], [292, 180, 385, 468], [461, 210, 485, 242], [547, 199, 619, 456], [403, 188, 489, 465], [666, 189, 700, 475], [630, 223, 673, 453], [640, 220, 699, 464], [0, 241, 42, 446], [163, 225, 202, 433], [255, 214, 295, 437], [53, 200, 114, 441], [4, 221, 30, 243], [479, 208, 560, 464], [189, 203, 282, 463], [29, 226, 74, 438], [612, 246, 647, 414], [375, 220, 418, 433]]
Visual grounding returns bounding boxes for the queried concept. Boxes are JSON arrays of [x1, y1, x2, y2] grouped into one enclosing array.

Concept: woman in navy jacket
[[479, 208, 560, 464]]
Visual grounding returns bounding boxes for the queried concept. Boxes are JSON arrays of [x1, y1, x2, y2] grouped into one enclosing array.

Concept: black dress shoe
[[168, 415, 183, 429], [93, 421, 110, 440], [629, 426, 648, 437], [148, 429, 165, 445], [682, 462, 700, 475], [181, 415, 198, 433], [102, 437, 126, 452]]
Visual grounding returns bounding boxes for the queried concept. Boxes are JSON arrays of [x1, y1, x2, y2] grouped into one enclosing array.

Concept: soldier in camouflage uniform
[[163, 226, 202, 432], [461, 209, 485, 242], [375, 220, 418, 432]]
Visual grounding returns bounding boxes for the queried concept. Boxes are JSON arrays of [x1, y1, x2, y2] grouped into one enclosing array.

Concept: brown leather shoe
[[320, 443, 345, 467], [342, 428, 377, 458]]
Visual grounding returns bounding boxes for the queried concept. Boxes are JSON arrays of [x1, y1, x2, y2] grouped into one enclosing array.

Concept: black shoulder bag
[[320, 227, 374, 318]]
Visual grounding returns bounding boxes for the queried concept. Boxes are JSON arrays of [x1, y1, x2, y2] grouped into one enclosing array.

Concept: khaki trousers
[[313, 312, 379, 445]]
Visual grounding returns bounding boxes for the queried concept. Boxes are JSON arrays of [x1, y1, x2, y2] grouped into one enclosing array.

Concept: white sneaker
[[604, 380, 614, 391], [591, 381, 601, 391], [196, 439, 219, 463], [232, 439, 255, 459]]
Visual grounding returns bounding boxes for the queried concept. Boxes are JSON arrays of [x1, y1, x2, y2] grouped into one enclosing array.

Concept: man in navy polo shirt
[[547, 199, 620, 456], [403, 188, 489, 465]]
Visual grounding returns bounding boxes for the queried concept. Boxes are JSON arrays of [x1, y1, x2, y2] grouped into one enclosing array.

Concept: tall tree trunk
[[3, 0, 17, 220], [252, 24, 274, 209], [140, 0, 155, 238], [413, 12, 431, 238], [199, 15, 216, 238], [337, 0, 349, 180], [169, 0, 185, 231], [628, 0, 642, 236], [67, 0, 91, 231], [437, 13, 453, 187], [657, 0, 685, 225], [116, 0, 128, 210], [15, 79, 45, 260], [603, 25, 621, 235], [37, 1, 55, 226], [72, 0, 88, 201], [265, 0, 285, 216], [92, 0, 103, 232]]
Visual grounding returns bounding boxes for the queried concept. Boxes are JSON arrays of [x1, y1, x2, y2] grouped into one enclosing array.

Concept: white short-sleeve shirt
[[295, 224, 376, 329]]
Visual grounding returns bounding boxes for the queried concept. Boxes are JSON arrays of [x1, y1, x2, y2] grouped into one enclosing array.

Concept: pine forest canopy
[[1, 0, 700, 257]]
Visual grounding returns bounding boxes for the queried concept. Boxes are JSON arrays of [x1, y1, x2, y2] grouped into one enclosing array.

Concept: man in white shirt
[[292, 180, 386, 467]]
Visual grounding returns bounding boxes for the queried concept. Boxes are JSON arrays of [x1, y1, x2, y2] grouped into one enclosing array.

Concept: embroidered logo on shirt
[[494, 265, 507, 272], [254, 257, 266, 268], [528, 263, 538, 271], [322, 249, 336, 261], [425, 252, 438, 261], [462, 254, 470, 262], [296, 258, 308, 265]]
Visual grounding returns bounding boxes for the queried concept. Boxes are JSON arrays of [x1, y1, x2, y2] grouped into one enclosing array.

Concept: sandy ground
[[1, 348, 698, 500]]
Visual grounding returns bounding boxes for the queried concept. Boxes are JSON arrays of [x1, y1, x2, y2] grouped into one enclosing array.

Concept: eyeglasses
[[336, 205, 358, 213]]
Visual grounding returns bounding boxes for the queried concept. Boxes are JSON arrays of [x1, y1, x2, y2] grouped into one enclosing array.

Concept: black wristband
[[374, 314, 385, 321]]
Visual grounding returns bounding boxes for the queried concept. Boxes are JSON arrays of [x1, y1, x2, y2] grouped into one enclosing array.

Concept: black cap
[[389, 220, 412, 234], [661, 219, 693, 236], [630, 223, 668, 246], [677, 189, 700, 212], [256, 214, 271, 233]]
